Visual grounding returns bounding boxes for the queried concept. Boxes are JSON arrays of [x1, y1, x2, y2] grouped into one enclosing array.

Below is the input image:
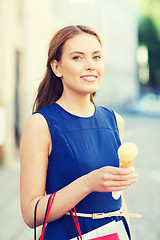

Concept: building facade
[[0, 0, 24, 164], [0, 0, 139, 165]]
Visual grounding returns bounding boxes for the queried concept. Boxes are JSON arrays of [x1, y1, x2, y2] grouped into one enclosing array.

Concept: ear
[[50, 60, 62, 77]]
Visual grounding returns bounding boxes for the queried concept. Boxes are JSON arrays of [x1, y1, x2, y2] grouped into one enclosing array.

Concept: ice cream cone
[[112, 142, 138, 200], [118, 142, 138, 168]]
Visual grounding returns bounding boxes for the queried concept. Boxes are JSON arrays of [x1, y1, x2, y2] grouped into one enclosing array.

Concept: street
[[123, 113, 160, 239], [0, 113, 160, 240]]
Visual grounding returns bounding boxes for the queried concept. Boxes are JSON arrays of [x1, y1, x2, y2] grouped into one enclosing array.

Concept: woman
[[20, 25, 137, 239]]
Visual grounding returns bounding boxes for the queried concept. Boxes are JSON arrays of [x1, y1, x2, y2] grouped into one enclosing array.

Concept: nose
[[85, 58, 95, 71]]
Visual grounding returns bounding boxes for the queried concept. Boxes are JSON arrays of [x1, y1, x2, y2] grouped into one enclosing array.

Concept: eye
[[93, 56, 101, 60], [72, 56, 82, 60]]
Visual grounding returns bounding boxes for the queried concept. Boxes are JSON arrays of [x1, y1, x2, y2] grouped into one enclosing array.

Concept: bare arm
[[114, 111, 124, 142], [20, 113, 137, 228], [20, 114, 90, 227]]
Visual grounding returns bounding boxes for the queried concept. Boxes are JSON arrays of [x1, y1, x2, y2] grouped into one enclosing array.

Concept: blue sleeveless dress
[[35, 103, 131, 240]]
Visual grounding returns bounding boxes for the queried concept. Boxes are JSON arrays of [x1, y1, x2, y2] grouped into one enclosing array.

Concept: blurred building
[[0, 0, 24, 165], [0, 0, 139, 165]]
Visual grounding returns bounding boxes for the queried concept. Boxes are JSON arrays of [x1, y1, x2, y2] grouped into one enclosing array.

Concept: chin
[[87, 86, 100, 93], [79, 83, 100, 95]]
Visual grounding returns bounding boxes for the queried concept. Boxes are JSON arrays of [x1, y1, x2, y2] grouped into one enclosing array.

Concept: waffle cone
[[118, 142, 138, 168], [120, 158, 134, 168]]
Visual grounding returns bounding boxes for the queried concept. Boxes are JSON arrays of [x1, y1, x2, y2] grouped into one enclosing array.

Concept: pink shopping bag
[[89, 233, 120, 240]]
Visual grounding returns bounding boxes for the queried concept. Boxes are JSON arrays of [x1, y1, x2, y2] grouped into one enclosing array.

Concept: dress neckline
[[53, 102, 97, 119]]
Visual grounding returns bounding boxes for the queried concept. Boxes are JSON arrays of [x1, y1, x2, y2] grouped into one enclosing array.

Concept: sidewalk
[[0, 162, 33, 240]]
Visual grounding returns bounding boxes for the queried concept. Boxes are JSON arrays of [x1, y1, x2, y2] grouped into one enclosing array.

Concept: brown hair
[[32, 25, 102, 113]]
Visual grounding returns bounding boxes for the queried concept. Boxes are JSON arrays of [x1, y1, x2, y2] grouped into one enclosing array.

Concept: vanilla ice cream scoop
[[118, 142, 138, 168], [112, 142, 138, 200]]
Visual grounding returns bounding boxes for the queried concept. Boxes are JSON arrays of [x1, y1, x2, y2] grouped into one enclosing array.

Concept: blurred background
[[0, 0, 160, 239]]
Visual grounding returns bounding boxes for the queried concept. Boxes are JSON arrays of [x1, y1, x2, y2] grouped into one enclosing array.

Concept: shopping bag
[[70, 208, 129, 240], [90, 233, 120, 239]]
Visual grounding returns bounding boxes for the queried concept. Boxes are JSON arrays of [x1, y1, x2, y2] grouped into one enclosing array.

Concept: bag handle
[[34, 198, 41, 240], [34, 193, 81, 240], [70, 207, 83, 240], [34, 192, 57, 240]]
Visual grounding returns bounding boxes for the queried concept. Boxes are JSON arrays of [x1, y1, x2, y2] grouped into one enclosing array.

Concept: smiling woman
[[20, 25, 136, 240], [50, 33, 104, 113], [32, 25, 103, 112]]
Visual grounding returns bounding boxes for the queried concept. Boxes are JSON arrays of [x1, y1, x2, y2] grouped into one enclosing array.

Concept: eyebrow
[[69, 50, 101, 55]]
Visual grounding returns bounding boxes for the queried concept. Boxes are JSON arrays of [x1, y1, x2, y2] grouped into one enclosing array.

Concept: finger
[[102, 173, 137, 181], [107, 166, 136, 175], [107, 186, 127, 192], [103, 177, 137, 190], [110, 178, 137, 188], [106, 180, 136, 192], [110, 172, 138, 181], [118, 167, 136, 175]]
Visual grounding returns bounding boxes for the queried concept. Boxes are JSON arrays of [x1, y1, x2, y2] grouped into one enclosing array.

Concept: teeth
[[81, 76, 97, 81], [82, 76, 97, 80], [83, 76, 96, 78]]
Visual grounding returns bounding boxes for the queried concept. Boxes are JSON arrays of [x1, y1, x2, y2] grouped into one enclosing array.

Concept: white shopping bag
[[70, 220, 129, 240]]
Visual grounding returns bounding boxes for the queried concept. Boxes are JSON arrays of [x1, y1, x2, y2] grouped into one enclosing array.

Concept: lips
[[80, 75, 97, 82]]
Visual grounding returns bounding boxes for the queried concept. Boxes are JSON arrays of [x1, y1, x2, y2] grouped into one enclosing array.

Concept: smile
[[80, 75, 97, 82]]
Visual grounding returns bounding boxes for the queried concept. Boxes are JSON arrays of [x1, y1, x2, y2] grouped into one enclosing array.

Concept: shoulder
[[96, 106, 113, 118], [21, 113, 50, 143], [25, 113, 49, 131], [114, 112, 124, 128], [97, 106, 124, 141], [113, 111, 124, 141], [97, 106, 123, 124], [20, 113, 51, 157]]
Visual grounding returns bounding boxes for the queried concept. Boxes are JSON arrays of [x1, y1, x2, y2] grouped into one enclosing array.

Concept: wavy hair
[[32, 25, 102, 113]]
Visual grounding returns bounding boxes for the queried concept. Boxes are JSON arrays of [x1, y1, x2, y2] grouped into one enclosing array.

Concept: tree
[[138, 0, 160, 88], [138, 0, 160, 39]]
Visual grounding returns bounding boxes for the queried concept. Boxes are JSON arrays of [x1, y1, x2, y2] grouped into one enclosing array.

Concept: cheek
[[62, 62, 81, 76], [98, 62, 104, 76]]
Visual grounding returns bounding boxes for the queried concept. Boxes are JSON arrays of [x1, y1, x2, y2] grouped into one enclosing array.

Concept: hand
[[87, 166, 137, 193]]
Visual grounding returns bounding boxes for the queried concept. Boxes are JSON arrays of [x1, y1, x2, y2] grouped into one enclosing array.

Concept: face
[[51, 33, 104, 97]]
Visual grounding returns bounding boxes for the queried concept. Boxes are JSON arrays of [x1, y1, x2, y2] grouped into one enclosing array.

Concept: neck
[[56, 92, 95, 117]]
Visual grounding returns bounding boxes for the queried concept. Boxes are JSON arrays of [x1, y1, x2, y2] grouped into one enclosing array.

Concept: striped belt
[[65, 210, 142, 219]]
